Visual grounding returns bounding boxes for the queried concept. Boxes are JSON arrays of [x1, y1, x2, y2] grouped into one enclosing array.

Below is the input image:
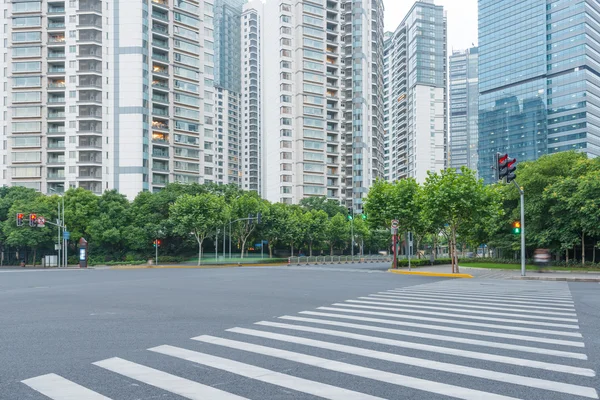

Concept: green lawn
[[460, 262, 600, 272]]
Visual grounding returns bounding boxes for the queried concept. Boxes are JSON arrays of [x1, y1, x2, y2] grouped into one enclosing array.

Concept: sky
[[384, 0, 478, 52]]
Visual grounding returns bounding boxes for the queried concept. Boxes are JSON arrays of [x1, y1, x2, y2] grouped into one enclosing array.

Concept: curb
[[110, 263, 287, 270], [388, 269, 473, 278], [512, 276, 600, 282]]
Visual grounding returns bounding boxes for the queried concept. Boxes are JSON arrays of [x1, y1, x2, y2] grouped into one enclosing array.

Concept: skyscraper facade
[[383, 0, 447, 183], [241, 0, 350, 205], [342, 0, 385, 211], [449, 47, 479, 173], [478, 0, 600, 183], [0, 0, 219, 199]]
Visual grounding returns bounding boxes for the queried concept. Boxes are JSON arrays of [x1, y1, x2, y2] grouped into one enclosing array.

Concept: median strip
[[388, 269, 473, 278]]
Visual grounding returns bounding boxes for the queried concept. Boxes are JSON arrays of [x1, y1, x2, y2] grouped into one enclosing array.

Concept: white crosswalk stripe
[[21, 280, 599, 400], [22, 374, 112, 400]]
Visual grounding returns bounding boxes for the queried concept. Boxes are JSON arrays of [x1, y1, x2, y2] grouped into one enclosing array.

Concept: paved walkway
[[396, 265, 600, 282]]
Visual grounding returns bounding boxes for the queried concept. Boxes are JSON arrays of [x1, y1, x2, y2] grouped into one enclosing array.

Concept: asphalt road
[[0, 266, 598, 400]]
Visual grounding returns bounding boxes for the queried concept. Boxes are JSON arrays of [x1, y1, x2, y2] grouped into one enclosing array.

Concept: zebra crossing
[[22, 279, 599, 400]]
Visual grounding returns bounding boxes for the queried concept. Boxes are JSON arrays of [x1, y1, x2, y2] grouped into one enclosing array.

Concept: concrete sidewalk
[[395, 264, 600, 282]]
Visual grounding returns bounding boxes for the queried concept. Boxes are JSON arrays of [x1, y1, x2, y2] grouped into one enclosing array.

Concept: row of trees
[[364, 151, 600, 267], [0, 183, 387, 265], [2, 151, 597, 266]]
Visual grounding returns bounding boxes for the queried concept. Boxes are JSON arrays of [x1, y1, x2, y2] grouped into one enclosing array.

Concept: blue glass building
[[478, 0, 600, 183]]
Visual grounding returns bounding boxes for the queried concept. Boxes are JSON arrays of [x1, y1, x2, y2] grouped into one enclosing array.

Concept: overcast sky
[[384, 0, 478, 52]]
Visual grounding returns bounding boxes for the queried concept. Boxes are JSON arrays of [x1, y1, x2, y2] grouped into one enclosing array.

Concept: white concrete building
[[241, 0, 385, 207], [0, 0, 218, 199], [384, 0, 447, 183]]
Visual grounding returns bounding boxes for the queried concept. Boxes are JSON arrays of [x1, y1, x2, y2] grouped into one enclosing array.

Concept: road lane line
[[347, 299, 579, 321], [388, 289, 574, 303], [192, 335, 523, 400], [22, 374, 112, 400], [371, 293, 576, 311], [317, 307, 583, 337], [93, 357, 248, 400], [149, 345, 387, 400], [275, 316, 588, 359], [333, 303, 580, 329]]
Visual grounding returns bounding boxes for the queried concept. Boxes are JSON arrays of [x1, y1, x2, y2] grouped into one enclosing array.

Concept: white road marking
[[371, 293, 576, 311], [346, 299, 578, 321], [361, 296, 577, 315], [93, 357, 249, 400], [333, 303, 580, 329], [274, 316, 588, 359], [317, 307, 583, 337], [149, 345, 387, 400], [192, 335, 524, 400], [22, 373, 112, 400], [388, 289, 574, 303]]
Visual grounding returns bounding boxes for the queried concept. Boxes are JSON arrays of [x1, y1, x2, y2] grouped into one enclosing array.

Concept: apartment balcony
[[47, 155, 65, 165], [152, 120, 169, 131], [47, 171, 65, 180], [152, 51, 169, 64], [152, 174, 169, 185], [77, 138, 102, 149], [77, 60, 102, 74], [151, 0, 169, 8], [79, 182, 102, 194], [78, 15, 102, 29], [152, 160, 169, 172], [78, 152, 102, 165], [152, 107, 169, 117], [48, 35, 66, 44], [48, 22, 66, 30], [77, 166, 102, 180], [48, 111, 66, 120], [78, 44, 102, 59], [48, 5, 65, 14], [48, 51, 66, 59], [77, 30, 102, 43], [151, 10, 169, 22], [152, 148, 169, 159], [48, 67, 66, 75], [151, 94, 169, 104], [48, 95, 66, 104], [48, 125, 65, 135], [78, 3, 102, 13], [48, 139, 66, 150], [77, 76, 102, 88], [152, 24, 169, 36], [152, 79, 169, 91], [152, 38, 169, 49]]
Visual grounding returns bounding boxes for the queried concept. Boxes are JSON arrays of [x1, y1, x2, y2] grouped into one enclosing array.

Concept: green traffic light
[[362, 214, 367, 220], [348, 216, 353, 221], [513, 228, 521, 234]]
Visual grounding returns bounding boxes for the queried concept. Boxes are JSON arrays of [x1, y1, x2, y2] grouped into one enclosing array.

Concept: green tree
[[325, 213, 349, 255], [299, 196, 346, 218], [281, 205, 304, 256], [87, 190, 132, 259], [301, 209, 328, 256], [169, 193, 229, 265], [421, 167, 500, 273], [230, 193, 268, 258]]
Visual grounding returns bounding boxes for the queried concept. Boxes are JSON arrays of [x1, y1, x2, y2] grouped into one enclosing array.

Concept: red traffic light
[[29, 213, 37, 227], [16, 213, 24, 226], [507, 158, 517, 169], [498, 153, 508, 166]]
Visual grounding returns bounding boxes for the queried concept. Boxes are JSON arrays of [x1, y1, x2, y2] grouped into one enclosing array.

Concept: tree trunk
[[240, 236, 248, 259], [566, 248, 569, 263], [582, 232, 585, 266], [291, 243, 294, 257], [452, 227, 459, 273], [309, 241, 313, 257], [593, 241, 596, 264], [197, 241, 202, 266], [268, 242, 273, 258], [33, 248, 37, 267], [330, 244, 334, 256]]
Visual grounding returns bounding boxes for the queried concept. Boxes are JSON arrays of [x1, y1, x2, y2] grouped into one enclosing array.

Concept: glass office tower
[[478, 0, 600, 183]]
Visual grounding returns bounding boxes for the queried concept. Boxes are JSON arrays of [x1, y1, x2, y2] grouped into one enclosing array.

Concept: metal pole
[[520, 188, 526, 277], [261, 240, 264, 259], [62, 196, 66, 268], [392, 232, 397, 269], [215, 230, 218, 263], [512, 180, 526, 277], [57, 202, 61, 268], [223, 225, 226, 259], [408, 232, 411, 271], [351, 218, 354, 258], [229, 221, 232, 259], [64, 224, 68, 268]]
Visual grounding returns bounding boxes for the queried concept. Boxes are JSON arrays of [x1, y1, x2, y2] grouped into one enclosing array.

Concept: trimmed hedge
[[396, 258, 452, 268]]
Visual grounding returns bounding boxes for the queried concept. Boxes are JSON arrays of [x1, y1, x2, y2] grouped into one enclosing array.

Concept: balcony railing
[[48, 22, 66, 29]]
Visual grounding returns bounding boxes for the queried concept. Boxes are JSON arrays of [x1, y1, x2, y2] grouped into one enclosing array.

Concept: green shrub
[[396, 258, 452, 268]]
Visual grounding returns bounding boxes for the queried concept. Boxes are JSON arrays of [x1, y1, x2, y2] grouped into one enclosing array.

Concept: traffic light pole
[[513, 180, 526, 277]]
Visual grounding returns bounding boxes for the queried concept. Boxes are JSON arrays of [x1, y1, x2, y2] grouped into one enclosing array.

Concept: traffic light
[[497, 153, 509, 181], [153, 239, 161, 248], [257, 212, 262, 224], [29, 213, 37, 227], [512, 221, 521, 234], [347, 207, 353, 221], [361, 214, 367, 220], [16, 213, 24, 226], [506, 158, 517, 183]]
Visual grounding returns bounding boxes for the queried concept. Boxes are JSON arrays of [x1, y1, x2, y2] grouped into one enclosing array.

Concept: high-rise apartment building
[[0, 0, 218, 199], [214, 0, 244, 187], [478, 0, 600, 183], [342, 0, 385, 211], [241, 0, 347, 204], [449, 47, 478, 173], [383, 0, 447, 183]]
